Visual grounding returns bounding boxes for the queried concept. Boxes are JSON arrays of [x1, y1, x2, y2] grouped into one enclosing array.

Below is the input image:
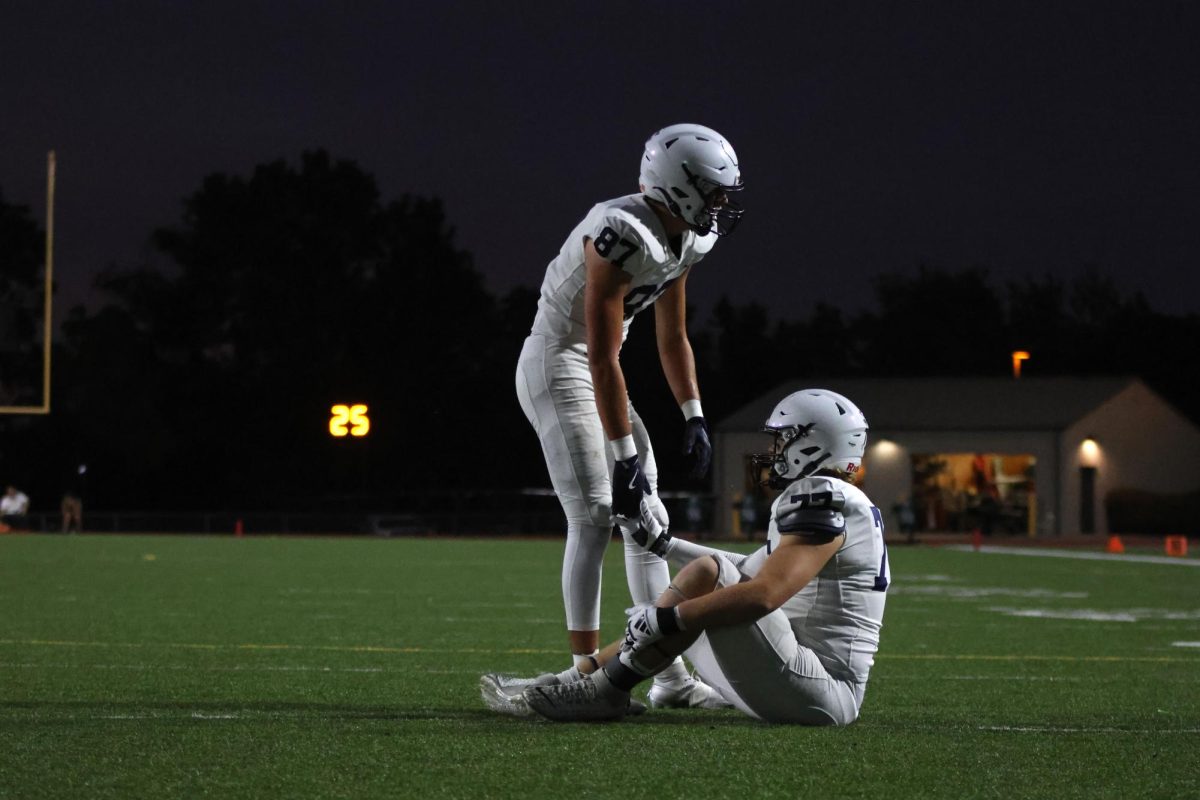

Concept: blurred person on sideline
[[1, 485, 31, 532], [60, 463, 87, 534]]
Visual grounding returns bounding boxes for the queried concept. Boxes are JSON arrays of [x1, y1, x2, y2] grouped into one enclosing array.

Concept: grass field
[[2, 534, 1197, 799]]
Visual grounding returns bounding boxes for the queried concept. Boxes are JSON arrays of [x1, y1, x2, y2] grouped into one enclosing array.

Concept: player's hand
[[619, 603, 686, 677], [612, 455, 651, 519], [617, 496, 673, 558], [682, 416, 712, 479], [622, 604, 663, 654]]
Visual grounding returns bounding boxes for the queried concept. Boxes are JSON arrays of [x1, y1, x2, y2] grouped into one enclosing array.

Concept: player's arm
[[619, 497, 749, 569], [654, 270, 699, 409], [584, 237, 651, 518], [584, 238, 633, 442], [676, 534, 842, 631], [674, 494, 846, 629], [654, 271, 712, 478]]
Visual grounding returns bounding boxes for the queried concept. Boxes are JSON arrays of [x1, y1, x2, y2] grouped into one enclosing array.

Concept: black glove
[[682, 416, 712, 479], [612, 454, 651, 518]]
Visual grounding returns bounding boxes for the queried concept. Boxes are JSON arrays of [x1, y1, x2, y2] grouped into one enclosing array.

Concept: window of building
[[911, 453, 1037, 534]]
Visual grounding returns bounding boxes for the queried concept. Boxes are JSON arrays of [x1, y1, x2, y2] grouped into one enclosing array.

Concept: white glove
[[616, 495, 673, 558], [619, 602, 685, 676]]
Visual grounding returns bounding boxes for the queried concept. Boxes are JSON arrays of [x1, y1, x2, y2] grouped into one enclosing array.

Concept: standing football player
[[500, 124, 744, 709], [490, 389, 890, 724]]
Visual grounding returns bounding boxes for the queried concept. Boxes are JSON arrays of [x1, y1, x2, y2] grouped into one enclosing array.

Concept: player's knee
[[563, 498, 612, 530], [567, 519, 611, 547], [587, 501, 613, 529], [672, 555, 721, 599]]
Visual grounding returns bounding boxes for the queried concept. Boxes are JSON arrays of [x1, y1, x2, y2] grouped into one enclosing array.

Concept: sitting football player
[[481, 389, 889, 724]]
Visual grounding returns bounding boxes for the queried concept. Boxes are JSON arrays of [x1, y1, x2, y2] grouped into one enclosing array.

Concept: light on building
[[1012, 350, 1030, 379], [1079, 437, 1100, 468], [872, 440, 901, 460]]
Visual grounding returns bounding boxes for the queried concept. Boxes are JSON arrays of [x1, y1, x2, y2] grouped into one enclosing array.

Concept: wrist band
[[681, 399, 704, 420], [609, 434, 637, 461], [656, 606, 684, 635]]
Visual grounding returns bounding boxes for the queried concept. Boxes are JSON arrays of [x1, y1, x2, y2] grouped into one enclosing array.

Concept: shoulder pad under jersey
[[775, 477, 847, 541]]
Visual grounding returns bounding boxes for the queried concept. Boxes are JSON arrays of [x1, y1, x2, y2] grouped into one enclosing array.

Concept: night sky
[[3, 1, 1198, 322]]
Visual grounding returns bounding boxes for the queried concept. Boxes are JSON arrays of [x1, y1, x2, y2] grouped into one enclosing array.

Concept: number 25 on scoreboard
[[329, 404, 370, 437]]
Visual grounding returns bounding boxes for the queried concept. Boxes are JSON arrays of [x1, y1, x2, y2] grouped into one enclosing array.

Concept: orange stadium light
[[1011, 350, 1030, 379]]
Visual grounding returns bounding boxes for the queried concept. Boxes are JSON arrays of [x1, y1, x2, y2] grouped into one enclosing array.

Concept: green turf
[[1, 534, 1197, 799]]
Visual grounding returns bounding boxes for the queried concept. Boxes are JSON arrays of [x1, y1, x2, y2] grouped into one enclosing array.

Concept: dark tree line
[[1, 150, 1197, 511], [0, 188, 45, 406]]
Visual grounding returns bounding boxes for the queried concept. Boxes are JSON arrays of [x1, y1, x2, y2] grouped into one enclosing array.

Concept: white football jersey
[[529, 194, 715, 346], [741, 476, 889, 685]]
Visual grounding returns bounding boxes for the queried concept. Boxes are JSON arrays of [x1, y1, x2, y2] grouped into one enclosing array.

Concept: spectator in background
[[60, 463, 87, 534], [61, 492, 82, 534], [1, 485, 31, 531]]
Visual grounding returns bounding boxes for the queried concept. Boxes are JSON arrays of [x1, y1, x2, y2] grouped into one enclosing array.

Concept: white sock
[[652, 657, 692, 688], [572, 650, 600, 672], [555, 665, 582, 684]]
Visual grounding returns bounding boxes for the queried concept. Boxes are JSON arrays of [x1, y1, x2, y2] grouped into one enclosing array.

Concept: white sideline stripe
[[979, 725, 1200, 734], [987, 606, 1200, 623], [1172, 641, 1200, 648], [946, 545, 1200, 566], [894, 586, 1088, 599], [882, 675, 1082, 682]]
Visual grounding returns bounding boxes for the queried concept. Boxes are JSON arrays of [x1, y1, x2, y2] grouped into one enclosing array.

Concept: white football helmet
[[639, 123, 743, 236], [752, 389, 869, 486]]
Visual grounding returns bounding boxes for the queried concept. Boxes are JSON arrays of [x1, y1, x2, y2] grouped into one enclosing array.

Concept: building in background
[[713, 378, 1200, 539]]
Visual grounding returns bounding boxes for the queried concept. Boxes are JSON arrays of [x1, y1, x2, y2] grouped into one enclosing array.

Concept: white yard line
[[987, 606, 1200, 622], [945, 545, 1200, 566], [0, 638, 561, 655], [0, 661, 387, 673], [882, 675, 1083, 681]]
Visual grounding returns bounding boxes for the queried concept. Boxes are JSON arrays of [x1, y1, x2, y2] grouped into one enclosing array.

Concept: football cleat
[[479, 672, 557, 717], [648, 675, 733, 710], [523, 675, 630, 722], [481, 672, 558, 697], [482, 671, 648, 718]]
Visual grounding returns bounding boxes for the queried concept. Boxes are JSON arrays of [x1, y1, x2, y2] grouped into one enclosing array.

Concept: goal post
[[0, 150, 55, 415]]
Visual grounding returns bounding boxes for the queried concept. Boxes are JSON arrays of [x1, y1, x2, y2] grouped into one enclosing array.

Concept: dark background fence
[[7, 490, 725, 538]]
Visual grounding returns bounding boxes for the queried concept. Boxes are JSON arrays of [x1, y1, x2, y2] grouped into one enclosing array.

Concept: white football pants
[[683, 557, 865, 725], [516, 334, 670, 631]]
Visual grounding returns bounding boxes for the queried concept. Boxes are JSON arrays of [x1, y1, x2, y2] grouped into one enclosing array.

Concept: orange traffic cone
[[1165, 536, 1188, 557], [1105, 535, 1125, 554]]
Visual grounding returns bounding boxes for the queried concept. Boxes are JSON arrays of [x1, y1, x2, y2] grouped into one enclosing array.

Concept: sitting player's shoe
[[479, 672, 557, 717], [647, 675, 733, 709], [523, 675, 630, 722]]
